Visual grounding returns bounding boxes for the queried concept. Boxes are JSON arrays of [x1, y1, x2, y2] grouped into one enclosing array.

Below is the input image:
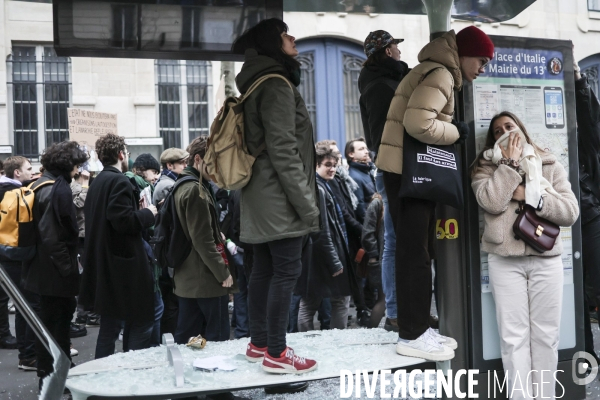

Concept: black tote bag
[[398, 132, 464, 209]]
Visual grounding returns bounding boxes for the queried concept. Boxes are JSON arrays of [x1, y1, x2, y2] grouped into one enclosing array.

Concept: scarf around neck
[[335, 166, 359, 211], [483, 130, 558, 208]]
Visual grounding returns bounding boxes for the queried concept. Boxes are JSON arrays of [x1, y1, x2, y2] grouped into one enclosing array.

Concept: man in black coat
[[296, 146, 355, 331], [357, 30, 409, 333], [574, 55, 600, 366], [22, 142, 88, 383], [316, 140, 370, 326], [79, 134, 158, 359], [345, 138, 376, 224]]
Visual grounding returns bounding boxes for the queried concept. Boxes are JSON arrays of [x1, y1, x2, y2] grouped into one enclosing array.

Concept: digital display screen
[[544, 89, 564, 126], [53, 0, 282, 61]]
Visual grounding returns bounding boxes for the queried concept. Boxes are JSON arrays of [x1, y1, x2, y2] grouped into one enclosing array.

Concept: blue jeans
[[95, 315, 154, 359], [376, 170, 397, 319], [288, 294, 302, 333], [151, 290, 164, 347], [233, 254, 249, 339], [318, 298, 332, 329]]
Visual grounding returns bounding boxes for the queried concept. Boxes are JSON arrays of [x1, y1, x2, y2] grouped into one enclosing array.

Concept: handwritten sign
[[67, 108, 118, 149]]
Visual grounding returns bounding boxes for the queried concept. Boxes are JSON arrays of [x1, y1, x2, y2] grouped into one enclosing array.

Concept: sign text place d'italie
[[67, 108, 117, 148]]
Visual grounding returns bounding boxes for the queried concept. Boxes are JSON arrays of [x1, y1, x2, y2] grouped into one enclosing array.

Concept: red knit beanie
[[456, 26, 494, 59]]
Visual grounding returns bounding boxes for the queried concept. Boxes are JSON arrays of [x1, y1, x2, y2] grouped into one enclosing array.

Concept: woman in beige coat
[[471, 111, 578, 400]]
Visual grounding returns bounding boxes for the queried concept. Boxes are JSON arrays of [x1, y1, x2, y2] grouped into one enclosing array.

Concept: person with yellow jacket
[[376, 26, 494, 361]]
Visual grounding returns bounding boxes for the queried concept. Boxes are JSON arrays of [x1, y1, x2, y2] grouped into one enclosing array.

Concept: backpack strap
[[241, 74, 293, 102], [241, 74, 292, 159], [28, 180, 55, 192], [171, 176, 198, 193]]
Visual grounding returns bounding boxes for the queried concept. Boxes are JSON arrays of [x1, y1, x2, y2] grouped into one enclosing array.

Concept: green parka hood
[[235, 49, 291, 94]]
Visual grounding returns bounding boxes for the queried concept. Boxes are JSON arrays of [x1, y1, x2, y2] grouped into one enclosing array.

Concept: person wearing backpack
[[0, 156, 38, 370], [172, 136, 236, 344], [21, 142, 88, 385], [358, 30, 409, 333], [79, 134, 158, 359], [232, 18, 320, 375]]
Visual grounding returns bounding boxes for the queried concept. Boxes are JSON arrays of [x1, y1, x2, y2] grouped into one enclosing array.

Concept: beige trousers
[[488, 254, 563, 400]]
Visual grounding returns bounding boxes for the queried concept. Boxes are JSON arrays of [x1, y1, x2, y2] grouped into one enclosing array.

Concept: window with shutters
[[7, 45, 71, 158], [155, 60, 212, 149]]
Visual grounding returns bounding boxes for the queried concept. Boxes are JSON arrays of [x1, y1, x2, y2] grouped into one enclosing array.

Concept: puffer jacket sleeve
[[311, 186, 343, 276], [471, 163, 522, 215], [403, 68, 459, 145], [536, 163, 579, 227], [258, 81, 320, 223]]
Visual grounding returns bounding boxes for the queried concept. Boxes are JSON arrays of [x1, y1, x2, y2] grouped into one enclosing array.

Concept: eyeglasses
[[480, 58, 490, 69], [323, 162, 338, 169]]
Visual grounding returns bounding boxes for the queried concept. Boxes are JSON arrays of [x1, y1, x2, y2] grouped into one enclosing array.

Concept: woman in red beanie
[[376, 25, 493, 361]]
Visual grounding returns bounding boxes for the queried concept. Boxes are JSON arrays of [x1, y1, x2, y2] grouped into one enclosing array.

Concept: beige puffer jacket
[[376, 30, 462, 174], [471, 153, 579, 257]]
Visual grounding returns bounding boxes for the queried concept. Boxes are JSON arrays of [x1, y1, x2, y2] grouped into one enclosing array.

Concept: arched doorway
[[295, 38, 366, 149]]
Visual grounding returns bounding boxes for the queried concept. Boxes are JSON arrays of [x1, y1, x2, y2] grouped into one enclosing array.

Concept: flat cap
[[160, 148, 189, 164]]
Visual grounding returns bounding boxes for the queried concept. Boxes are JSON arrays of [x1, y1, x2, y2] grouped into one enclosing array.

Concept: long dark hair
[[232, 18, 301, 73], [470, 111, 546, 177]]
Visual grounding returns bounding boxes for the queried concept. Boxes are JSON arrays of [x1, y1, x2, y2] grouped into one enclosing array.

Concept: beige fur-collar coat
[[471, 152, 578, 257]]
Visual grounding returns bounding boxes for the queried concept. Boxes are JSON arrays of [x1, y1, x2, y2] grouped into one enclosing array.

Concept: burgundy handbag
[[512, 202, 560, 253]]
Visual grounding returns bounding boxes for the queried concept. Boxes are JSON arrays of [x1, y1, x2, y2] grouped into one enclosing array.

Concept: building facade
[[1, 0, 599, 164]]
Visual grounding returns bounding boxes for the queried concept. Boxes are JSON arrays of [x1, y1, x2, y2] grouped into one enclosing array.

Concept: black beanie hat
[[133, 153, 160, 172]]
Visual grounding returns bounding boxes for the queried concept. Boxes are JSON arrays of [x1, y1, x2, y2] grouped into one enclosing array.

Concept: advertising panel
[[463, 37, 581, 366]]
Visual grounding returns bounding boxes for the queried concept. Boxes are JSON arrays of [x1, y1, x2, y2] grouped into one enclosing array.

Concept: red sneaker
[[245, 342, 267, 362], [262, 347, 317, 374]]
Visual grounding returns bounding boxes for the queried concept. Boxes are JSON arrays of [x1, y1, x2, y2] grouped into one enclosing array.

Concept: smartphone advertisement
[[544, 87, 565, 129]]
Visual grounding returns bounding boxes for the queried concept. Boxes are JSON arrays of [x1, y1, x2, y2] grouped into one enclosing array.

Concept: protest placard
[[68, 108, 118, 171], [67, 108, 117, 148]]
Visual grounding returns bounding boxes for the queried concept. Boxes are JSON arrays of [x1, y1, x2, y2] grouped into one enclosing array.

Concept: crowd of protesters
[[0, 16, 593, 400]]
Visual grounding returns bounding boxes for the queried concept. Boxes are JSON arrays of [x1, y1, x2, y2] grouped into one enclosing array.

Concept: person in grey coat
[[153, 147, 188, 208]]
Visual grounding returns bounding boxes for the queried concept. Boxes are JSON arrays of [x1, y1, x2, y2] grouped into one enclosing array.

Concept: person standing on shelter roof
[[376, 26, 494, 361]]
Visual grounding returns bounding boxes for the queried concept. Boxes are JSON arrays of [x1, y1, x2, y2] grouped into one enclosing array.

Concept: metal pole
[[0, 265, 70, 399], [421, 0, 454, 40], [419, 1, 470, 398]]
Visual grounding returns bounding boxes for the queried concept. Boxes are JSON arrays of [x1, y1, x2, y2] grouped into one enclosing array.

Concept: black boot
[[264, 382, 309, 394]]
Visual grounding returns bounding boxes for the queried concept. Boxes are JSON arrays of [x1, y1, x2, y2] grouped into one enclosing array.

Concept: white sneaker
[[70, 345, 79, 357], [428, 328, 457, 350], [395, 329, 454, 361]]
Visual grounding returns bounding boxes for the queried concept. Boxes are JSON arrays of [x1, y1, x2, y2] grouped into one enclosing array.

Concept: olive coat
[[236, 50, 320, 244]]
